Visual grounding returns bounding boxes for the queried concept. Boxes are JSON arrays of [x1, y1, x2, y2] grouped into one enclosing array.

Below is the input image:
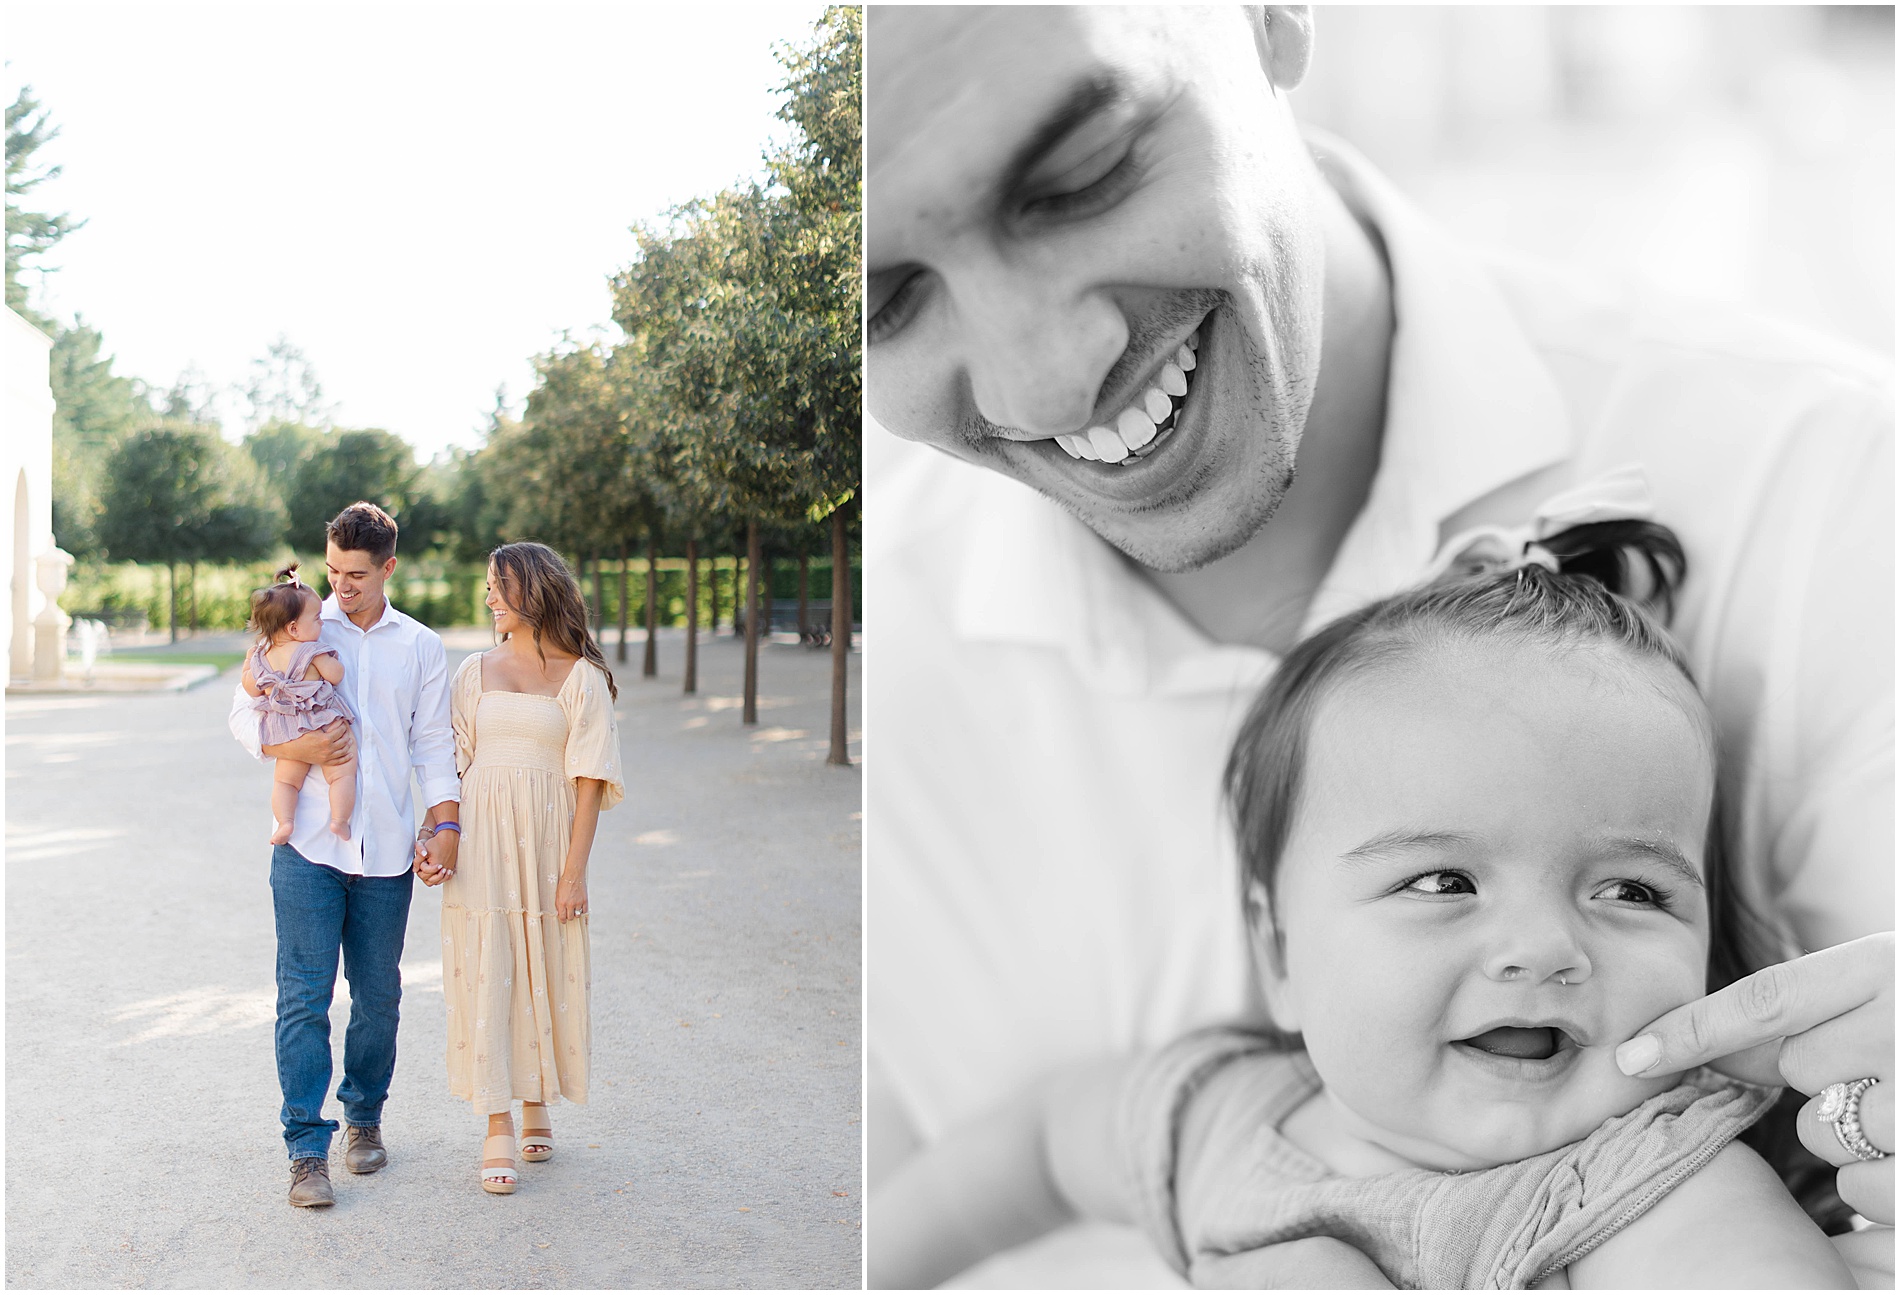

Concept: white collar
[[323, 592, 402, 635], [951, 132, 1573, 694]]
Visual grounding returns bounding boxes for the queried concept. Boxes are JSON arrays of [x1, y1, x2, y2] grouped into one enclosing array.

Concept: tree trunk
[[683, 537, 698, 695], [759, 547, 772, 636], [709, 556, 721, 634], [188, 562, 198, 634], [643, 530, 659, 678], [828, 510, 851, 765], [742, 520, 760, 724], [616, 540, 629, 664], [797, 552, 809, 640], [168, 562, 179, 644], [591, 552, 605, 638]]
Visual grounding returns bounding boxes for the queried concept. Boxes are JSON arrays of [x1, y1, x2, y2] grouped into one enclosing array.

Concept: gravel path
[[6, 628, 862, 1289]]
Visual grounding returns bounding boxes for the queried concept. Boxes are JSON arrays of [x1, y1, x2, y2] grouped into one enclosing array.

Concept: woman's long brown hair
[[489, 542, 617, 700]]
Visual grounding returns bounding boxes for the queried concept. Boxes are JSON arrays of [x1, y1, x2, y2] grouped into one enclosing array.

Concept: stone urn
[[32, 545, 73, 682]]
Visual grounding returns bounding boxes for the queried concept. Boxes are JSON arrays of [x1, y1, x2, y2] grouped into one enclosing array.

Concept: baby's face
[[1261, 639, 1713, 1170], [290, 595, 322, 641]]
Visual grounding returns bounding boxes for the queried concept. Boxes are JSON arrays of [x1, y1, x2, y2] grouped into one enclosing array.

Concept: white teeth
[[1187, 330, 1200, 350], [1057, 342, 1200, 469], [1116, 406, 1156, 450], [1088, 425, 1129, 461]]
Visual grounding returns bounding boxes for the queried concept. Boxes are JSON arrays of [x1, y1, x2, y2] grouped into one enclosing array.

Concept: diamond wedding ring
[[1817, 1078, 1888, 1162]]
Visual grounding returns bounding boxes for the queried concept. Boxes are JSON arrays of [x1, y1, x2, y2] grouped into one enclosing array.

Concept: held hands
[[1616, 932, 1894, 1225], [413, 827, 459, 887]]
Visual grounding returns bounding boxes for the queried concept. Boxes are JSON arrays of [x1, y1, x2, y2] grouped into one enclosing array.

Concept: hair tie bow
[[1418, 464, 1655, 586]]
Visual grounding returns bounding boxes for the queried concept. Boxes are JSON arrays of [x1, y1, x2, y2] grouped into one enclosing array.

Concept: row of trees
[[10, 7, 861, 762]]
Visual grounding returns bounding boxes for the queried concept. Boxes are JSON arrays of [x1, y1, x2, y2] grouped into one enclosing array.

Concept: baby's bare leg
[[319, 757, 357, 840], [272, 759, 312, 845]]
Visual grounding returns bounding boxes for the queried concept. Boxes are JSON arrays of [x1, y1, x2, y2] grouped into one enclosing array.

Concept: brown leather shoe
[[343, 1124, 386, 1174], [289, 1157, 334, 1207]]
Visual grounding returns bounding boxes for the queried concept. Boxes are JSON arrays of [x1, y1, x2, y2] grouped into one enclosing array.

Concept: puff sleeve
[[561, 660, 624, 811], [450, 652, 482, 777]]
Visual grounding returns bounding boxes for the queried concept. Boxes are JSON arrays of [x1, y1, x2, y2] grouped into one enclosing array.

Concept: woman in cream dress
[[438, 541, 623, 1193]]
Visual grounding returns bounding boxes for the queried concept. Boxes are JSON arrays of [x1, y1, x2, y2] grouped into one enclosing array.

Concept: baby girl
[[241, 565, 355, 844], [870, 519, 1857, 1289]]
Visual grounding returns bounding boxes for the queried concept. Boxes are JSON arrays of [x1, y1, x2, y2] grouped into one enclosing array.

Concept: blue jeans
[[270, 844, 413, 1162]]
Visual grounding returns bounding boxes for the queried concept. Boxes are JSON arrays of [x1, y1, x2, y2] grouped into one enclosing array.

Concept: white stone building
[[4, 306, 66, 683]]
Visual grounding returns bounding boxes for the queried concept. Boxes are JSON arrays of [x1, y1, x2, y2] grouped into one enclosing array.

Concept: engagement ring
[[1817, 1078, 1888, 1161]]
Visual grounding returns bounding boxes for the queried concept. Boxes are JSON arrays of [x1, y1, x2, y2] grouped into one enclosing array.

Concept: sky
[[8, 1, 831, 461]]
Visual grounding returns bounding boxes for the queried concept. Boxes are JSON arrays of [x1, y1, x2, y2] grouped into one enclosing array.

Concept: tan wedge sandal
[[520, 1105, 553, 1163], [481, 1133, 518, 1194]]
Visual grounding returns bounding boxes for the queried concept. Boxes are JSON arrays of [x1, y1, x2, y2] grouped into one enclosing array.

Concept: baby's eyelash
[[1596, 877, 1676, 909], [1394, 869, 1476, 897]]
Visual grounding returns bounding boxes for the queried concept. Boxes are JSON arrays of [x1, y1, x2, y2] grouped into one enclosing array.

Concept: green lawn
[[100, 652, 246, 670]]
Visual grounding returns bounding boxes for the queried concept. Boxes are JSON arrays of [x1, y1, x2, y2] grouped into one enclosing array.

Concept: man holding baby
[[228, 502, 462, 1207], [865, 6, 1890, 1286]]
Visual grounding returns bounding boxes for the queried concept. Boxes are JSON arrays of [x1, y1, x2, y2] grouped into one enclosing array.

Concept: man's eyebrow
[[1337, 830, 1476, 865], [997, 72, 1130, 201], [1596, 837, 1707, 891]]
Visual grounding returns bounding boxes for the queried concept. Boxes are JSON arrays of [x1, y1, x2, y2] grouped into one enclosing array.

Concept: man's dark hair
[[326, 502, 398, 563]]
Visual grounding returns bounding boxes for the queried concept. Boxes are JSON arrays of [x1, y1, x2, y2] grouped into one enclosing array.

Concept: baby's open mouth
[[1456, 1026, 1575, 1061]]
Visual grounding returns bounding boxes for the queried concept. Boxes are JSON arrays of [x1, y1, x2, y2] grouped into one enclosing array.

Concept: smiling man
[[227, 502, 461, 1207], [865, 6, 1892, 1285]]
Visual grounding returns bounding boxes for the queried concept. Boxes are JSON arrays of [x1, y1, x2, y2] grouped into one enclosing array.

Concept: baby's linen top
[[1119, 1027, 1780, 1290], [251, 640, 352, 747]]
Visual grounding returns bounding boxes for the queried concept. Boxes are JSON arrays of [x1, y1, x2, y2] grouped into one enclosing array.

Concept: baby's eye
[[1400, 871, 1476, 897], [1593, 879, 1668, 907]]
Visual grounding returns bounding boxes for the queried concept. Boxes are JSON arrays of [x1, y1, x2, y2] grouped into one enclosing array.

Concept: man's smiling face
[[325, 541, 396, 622], [867, 6, 1327, 572]]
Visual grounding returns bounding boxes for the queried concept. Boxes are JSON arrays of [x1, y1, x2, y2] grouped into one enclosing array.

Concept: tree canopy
[[5, 84, 83, 325], [94, 423, 279, 565]]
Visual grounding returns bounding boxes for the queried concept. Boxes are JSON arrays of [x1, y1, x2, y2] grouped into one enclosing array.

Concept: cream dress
[[442, 652, 624, 1115]]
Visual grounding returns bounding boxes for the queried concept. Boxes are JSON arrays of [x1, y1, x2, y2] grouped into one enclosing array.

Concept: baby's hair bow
[[1418, 464, 1656, 586]]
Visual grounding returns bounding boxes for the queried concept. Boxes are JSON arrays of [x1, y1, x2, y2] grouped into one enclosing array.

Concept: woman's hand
[[556, 871, 588, 922], [1616, 932, 1893, 1223], [412, 836, 446, 885], [419, 828, 458, 885]]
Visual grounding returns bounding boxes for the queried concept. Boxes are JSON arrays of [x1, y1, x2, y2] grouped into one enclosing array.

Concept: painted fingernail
[[1616, 1035, 1661, 1076]]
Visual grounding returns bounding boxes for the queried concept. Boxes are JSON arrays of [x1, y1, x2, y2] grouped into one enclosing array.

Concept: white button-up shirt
[[866, 135, 1893, 1142], [228, 594, 460, 878]]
